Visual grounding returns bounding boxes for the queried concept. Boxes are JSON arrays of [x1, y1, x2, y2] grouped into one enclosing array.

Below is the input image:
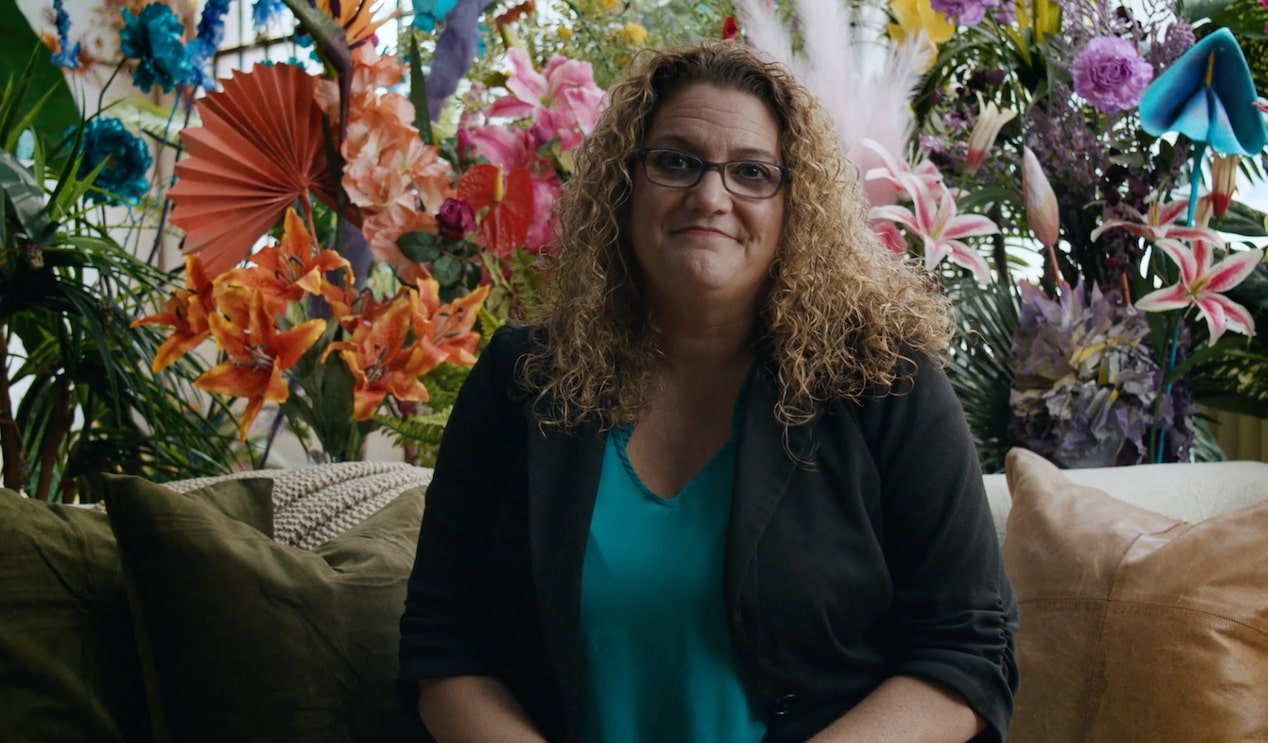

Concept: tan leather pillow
[[1003, 447, 1268, 743]]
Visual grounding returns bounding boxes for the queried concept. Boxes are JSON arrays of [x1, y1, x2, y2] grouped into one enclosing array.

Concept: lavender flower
[[1071, 36, 1154, 113], [50, 0, 81, 69], [119, 3, 193, 94], [930, 0, 1000, 27], [69, 117, 153, 206]]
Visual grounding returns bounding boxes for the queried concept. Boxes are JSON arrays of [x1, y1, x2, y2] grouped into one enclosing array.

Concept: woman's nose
[[686, 168, 731, 210]]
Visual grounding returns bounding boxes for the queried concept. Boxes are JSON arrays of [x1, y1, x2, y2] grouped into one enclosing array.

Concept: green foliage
[[376, 361, 477, 467], [944, 277, 1020, 474], [0, 60, 238, 501], [0, 6, 79, 150]]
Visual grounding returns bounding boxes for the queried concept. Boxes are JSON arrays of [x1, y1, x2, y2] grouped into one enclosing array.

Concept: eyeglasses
[[634, 148, 790, 199]]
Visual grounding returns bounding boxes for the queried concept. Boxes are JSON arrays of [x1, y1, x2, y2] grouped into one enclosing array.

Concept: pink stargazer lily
[[1135, 237, 1264, 345], [484, 47, 604, 152], [1090, 197, 1223, 245], [861, 138, 944, 202], [869, 178, 997, 283]]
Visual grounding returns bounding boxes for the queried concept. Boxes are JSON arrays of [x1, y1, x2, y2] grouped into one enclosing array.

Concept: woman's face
[[627, 83, 786, 312]]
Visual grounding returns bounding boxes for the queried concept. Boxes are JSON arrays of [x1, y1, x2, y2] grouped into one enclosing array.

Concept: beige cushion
[[1002, 447, 1268, 742], [984, 457, 1268, 541], [167, 461, 433, 549]]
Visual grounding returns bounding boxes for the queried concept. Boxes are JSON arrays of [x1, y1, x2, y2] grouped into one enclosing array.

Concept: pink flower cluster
[[315, 47, 454, 270]]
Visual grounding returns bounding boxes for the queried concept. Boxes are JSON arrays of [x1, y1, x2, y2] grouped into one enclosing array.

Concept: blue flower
[[185, 0, 233, 90], [50, 0, 82, 69], [251, 0, 285, 31], [119, 3, 194, 94], [69, 117, 153, 206], [411, 0, 460, 32], [1139, 27, 1267, 157]]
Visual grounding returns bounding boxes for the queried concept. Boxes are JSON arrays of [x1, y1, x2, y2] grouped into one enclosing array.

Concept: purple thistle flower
[[1071, 36, 1154, 113], [51, 0, 81, 69], [119, 3, 193, 94], [930, 0, 1001, 28]]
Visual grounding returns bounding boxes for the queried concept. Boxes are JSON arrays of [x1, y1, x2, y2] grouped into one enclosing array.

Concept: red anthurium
[[196, 285, 327, 440], [216, 207, 352, 315], [131, 254, 217, 372], [322, 294, 437, 421], [457, 163, 534, 259]]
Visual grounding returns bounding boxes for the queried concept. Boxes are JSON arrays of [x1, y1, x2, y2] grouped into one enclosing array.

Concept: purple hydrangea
[[1071, 36, 1154, 113], [1008, 280, 1186, 467], [930, 0, 1001, 27]]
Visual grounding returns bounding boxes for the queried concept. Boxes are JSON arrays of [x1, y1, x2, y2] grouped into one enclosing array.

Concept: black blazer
[[398, 325, 1019, 743]]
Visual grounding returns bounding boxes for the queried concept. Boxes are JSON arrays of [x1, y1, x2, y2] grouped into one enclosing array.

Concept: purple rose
[[929, 0, 999, 27], [437, 198, 476, 239], [1071, 36, 1154, 114]]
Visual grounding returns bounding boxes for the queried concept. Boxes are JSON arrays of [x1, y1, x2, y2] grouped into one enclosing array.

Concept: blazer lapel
[[726, 366, 802, 614], [526, 415, 605, 739]]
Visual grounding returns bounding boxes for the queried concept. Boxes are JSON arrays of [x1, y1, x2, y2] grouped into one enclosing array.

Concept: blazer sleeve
[[397, 325, 525, 700], [859, 356, 1020, 742]]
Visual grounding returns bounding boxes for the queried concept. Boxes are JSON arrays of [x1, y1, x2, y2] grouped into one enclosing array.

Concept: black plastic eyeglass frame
[[633, 148, 791, 199]]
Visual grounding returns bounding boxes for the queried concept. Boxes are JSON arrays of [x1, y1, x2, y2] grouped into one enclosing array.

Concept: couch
[[2, 451, 1266, 742]]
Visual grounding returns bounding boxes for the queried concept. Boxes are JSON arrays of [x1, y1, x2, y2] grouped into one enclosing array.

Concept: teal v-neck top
[[577, 424, 767, 743]]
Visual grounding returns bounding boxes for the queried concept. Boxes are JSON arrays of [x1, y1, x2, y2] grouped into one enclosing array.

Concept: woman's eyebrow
[[644, 134, 780, 162]]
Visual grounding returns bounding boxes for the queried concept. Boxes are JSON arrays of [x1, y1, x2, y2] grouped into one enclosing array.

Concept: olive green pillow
[[0, 478, 273, 743], [103, 476, 427, 742]]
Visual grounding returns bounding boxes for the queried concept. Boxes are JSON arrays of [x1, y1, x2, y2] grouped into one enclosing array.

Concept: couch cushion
[[165, 461, 433, 549], [984, 457, 1268, 541], [0, 478, 272, 743], [101, 473, 427, 742], [1002, 447, 1268, 742]]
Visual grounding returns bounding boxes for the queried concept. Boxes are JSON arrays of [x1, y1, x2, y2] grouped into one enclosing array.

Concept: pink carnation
[[1071, 37, 1154, 114]]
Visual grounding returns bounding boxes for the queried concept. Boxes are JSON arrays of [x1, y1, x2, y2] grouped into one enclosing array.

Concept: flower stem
[[1152, 314, 1183, 463]]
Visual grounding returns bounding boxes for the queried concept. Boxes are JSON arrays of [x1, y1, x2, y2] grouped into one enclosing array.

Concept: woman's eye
[[655, 152, 695, 171], [733, 162, 776, 183]]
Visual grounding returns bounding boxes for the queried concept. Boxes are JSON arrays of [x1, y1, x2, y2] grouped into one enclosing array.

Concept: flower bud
[[1021, 147, 1059, 249], [964, 94, 1016, 174], [1210, 154, 1239, 218], [437, 198, 476, 240]]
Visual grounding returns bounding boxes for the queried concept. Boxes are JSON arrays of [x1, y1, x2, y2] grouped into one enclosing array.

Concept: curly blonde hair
[[520, 40, 953, 430]]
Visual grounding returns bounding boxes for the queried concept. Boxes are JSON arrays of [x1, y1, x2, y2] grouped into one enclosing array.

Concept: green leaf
[[0, 149, 57, 246], [398, 230, 441, 262], [433, 254, 462, 285], [1218, 200, 1268, 237], [409, 34, 434, 146], [0, 7, 79, 150]]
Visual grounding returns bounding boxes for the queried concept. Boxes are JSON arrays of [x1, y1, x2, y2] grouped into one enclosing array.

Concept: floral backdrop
[[4, 0, 1268, 499]]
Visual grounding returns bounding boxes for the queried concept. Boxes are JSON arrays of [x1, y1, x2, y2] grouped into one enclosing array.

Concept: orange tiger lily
[[216, 207, 352, 316], [131, 254, 217, 372], [196, 285, 327, 440], [413, 281, 490, 366], [323, 294, 436, 421]]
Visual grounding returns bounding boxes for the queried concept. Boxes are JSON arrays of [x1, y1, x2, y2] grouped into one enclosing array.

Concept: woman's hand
[[417, 676, 549, 743]]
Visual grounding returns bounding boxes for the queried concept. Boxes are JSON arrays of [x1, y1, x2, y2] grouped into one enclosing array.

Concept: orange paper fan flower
[[168, 63, 342, 277]]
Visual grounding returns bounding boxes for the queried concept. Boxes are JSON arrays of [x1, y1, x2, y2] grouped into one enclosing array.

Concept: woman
[[398, 41, 1018, 743]]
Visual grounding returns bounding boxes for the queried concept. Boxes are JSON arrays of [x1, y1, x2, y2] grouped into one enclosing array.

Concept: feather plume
[[732, 0, 931, 206]]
